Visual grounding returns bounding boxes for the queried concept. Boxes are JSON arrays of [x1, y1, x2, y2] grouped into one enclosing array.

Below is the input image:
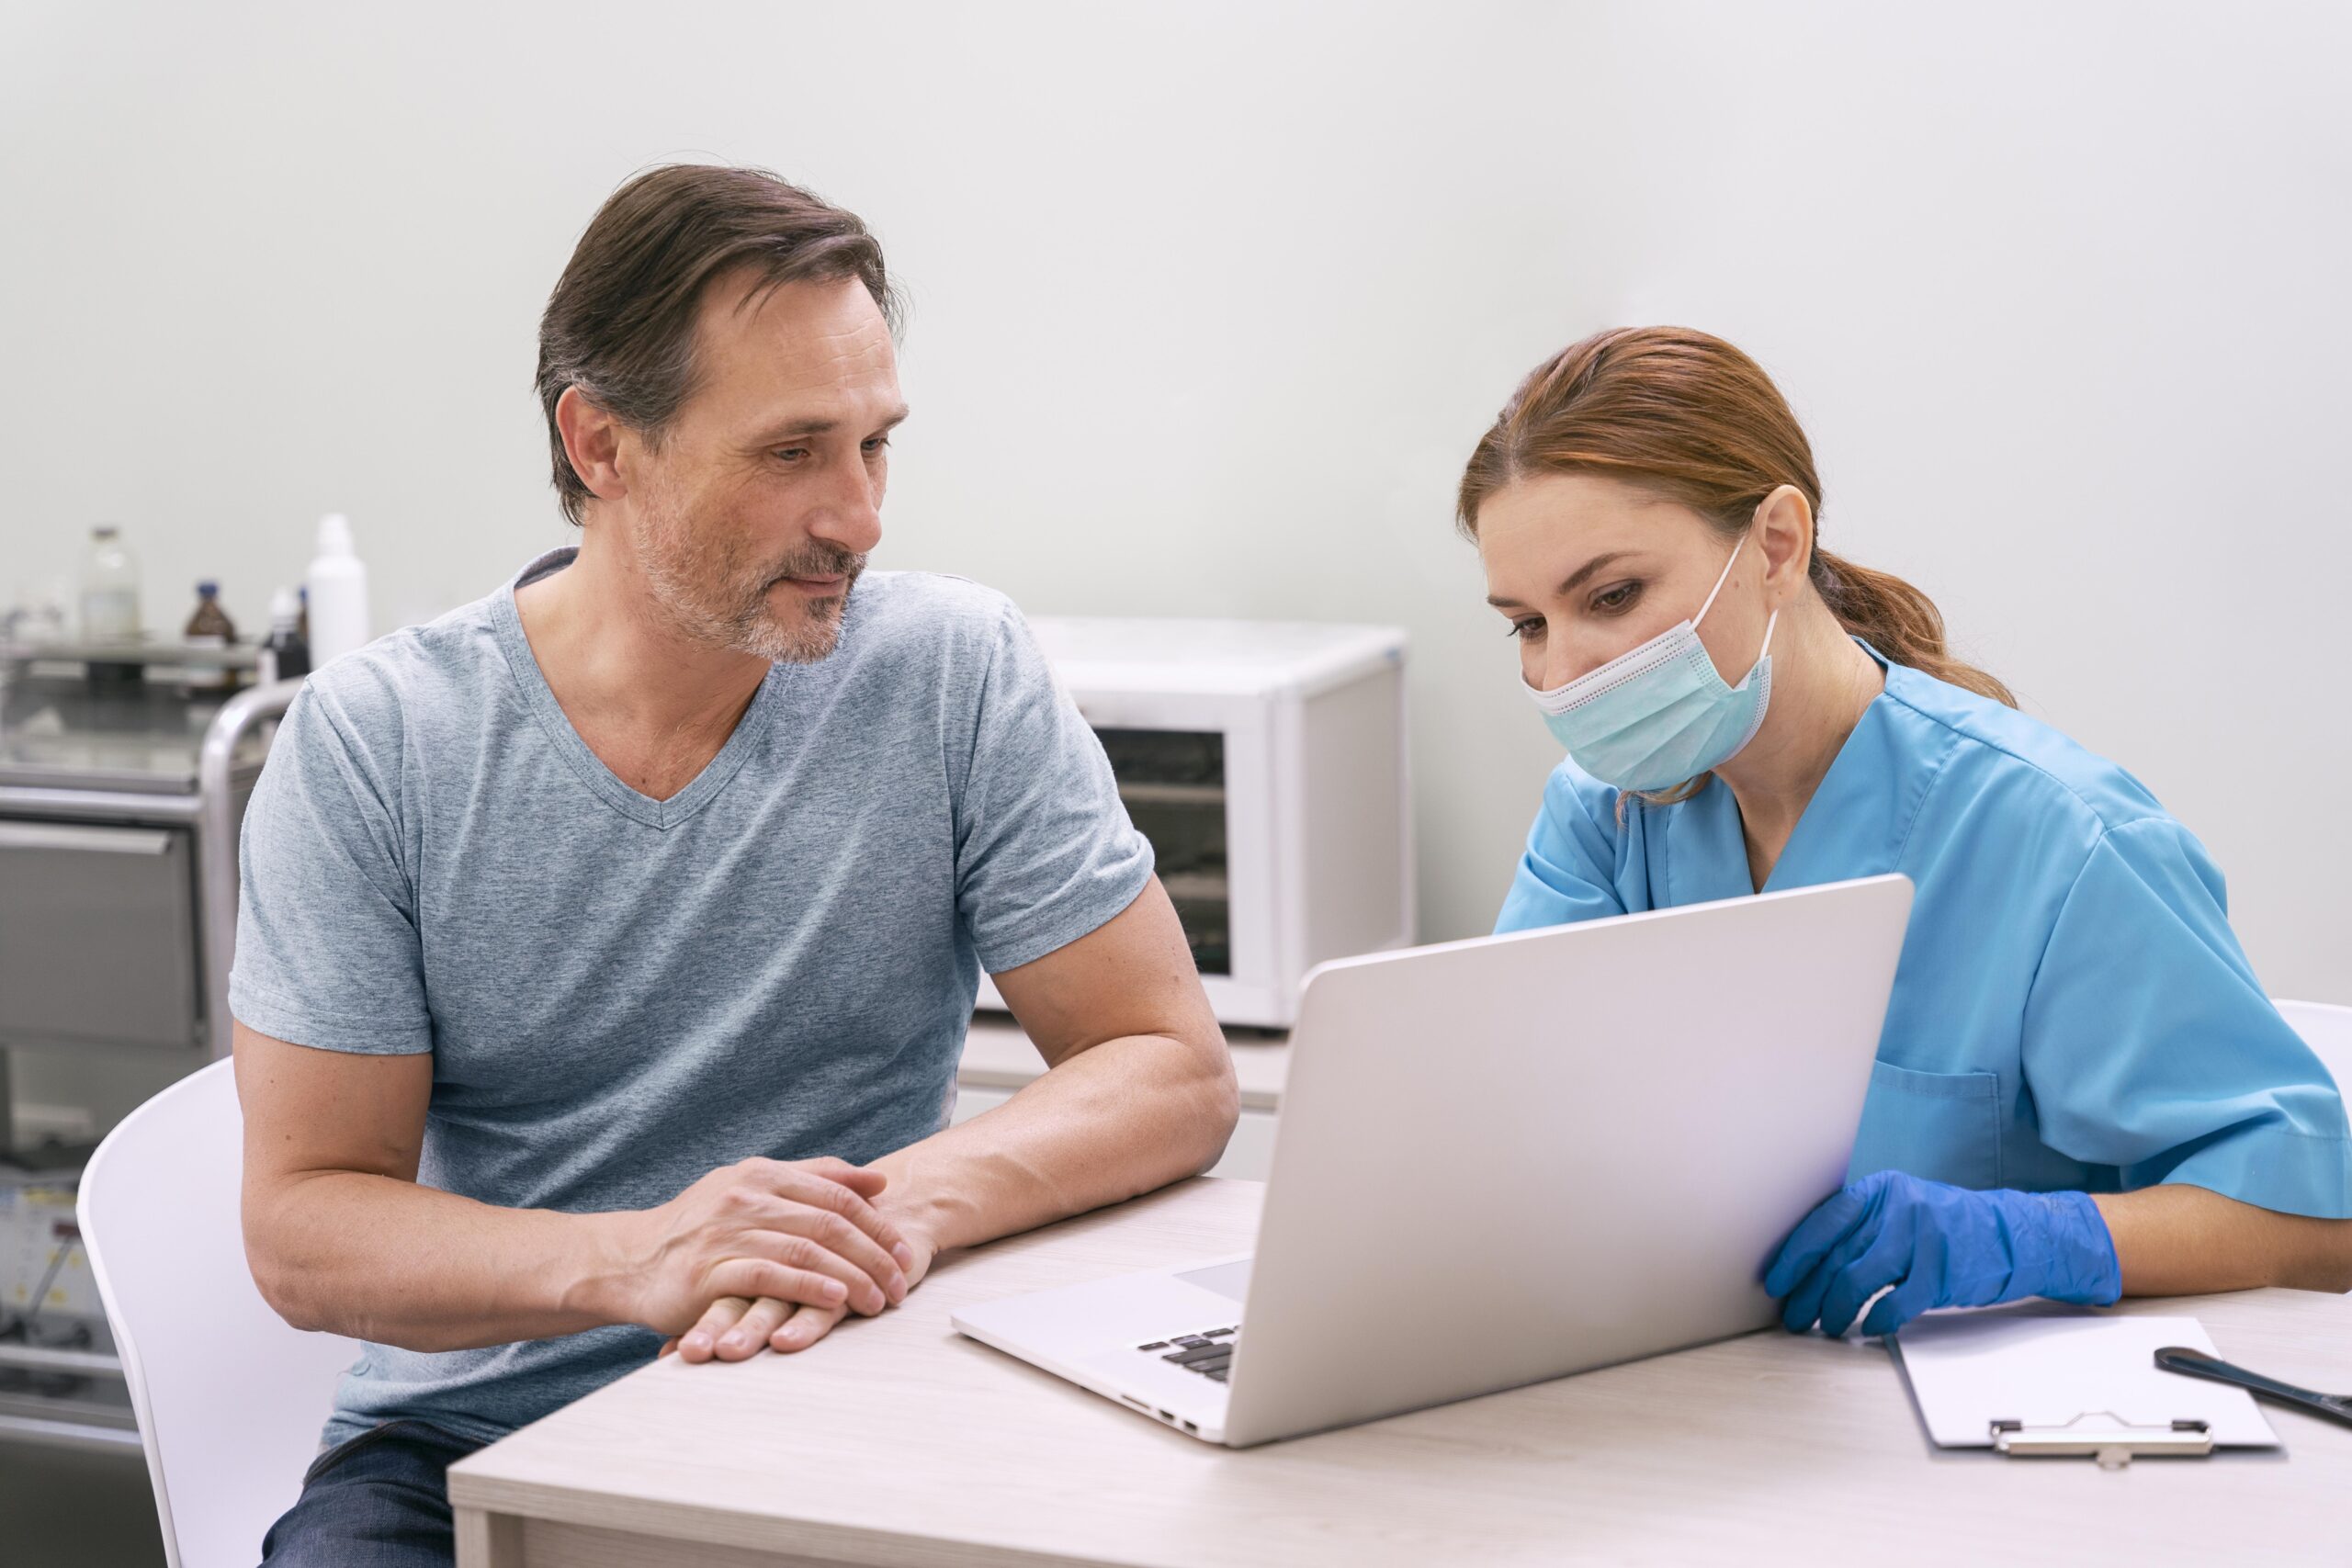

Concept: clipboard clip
[[1989, 1412, 2213, 1468]]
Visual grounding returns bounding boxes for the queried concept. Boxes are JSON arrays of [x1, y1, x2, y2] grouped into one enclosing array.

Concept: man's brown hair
[[535, 164, 899, 525]]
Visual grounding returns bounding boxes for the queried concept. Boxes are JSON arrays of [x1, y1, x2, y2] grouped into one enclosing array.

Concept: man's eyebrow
[[753, 404, 911, 443], [1485, 550, 1637, 608]]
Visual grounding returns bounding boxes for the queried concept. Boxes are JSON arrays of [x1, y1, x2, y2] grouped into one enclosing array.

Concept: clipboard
[[1988, 1413, 2213, 1461], [1892, 1312, 2278, 1467]]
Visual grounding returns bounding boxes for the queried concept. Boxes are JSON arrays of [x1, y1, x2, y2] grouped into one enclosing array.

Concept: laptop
[[952, 874, 1914, 1447]]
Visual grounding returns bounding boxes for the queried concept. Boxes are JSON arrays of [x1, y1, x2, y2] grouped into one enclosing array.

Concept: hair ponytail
[[1458, 327, 2014, 709], [1810, 548, 2014, 705]]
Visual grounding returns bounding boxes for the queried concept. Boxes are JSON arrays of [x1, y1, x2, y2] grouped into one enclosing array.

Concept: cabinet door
[[0, 821, 199, 1050]]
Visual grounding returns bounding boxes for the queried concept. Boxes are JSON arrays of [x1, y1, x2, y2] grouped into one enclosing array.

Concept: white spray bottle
[[304, 513, 371, 667]]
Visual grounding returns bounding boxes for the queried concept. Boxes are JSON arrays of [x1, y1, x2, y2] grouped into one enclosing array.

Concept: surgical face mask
[[1523, 535, 1778, 792]]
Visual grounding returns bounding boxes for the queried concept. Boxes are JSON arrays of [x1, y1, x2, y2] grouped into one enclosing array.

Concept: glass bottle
[[184, 581, 238, 691], [256, 586, 310, 685], [80, 525, 142, 642]]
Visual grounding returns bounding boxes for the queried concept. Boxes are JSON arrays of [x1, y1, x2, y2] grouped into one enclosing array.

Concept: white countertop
[[960, 1011, 1290, 1111]]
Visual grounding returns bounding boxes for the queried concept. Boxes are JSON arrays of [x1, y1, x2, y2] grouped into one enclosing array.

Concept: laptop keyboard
[[1135, 1325, 1238, 1383]]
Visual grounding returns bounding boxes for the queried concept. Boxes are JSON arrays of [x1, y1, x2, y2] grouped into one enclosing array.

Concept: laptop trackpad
[[1174, 1258, 1253, 1302]]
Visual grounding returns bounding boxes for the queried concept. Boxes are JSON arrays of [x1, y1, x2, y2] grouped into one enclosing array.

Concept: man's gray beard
[[637, 498, 862, 664]]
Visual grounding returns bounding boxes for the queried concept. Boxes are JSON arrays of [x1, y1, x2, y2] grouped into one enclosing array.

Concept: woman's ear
[[1753, 484, 1815, 610]]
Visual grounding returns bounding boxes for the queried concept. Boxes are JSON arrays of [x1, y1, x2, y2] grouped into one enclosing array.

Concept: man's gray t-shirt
[[229, 547, 1153, 1448]]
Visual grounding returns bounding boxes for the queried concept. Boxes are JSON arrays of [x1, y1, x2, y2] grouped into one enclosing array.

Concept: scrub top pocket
[[1848, 1061, 2003, 1190]]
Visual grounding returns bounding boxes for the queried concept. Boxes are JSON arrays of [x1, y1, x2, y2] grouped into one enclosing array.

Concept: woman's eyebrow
[[1555, 550, 1635, 597], [1485, 550, 1637, 608]]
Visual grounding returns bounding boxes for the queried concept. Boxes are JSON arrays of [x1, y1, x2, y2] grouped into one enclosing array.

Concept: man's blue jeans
[[258, 1419, 487, 1566]]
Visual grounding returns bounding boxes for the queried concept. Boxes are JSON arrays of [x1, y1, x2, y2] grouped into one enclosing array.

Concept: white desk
[[449, 1178, 2352, 1566]]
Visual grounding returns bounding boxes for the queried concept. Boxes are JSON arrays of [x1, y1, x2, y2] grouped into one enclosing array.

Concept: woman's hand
[[1765, 1169, 2122, 1337], [662, 1217, 938, 1362]]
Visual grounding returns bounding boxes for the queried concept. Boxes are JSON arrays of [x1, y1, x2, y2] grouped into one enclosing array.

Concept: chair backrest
[[2276, 998, 2352, 1097], [76, 1057, 361, 1568]]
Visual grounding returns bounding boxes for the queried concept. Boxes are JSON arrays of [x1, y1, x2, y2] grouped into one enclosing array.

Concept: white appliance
[[953, 874, 1916, 1447], [978, 616, 1413, 1029]]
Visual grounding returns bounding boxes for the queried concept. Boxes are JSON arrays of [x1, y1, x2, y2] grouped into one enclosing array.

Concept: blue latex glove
[[1764, 1170, 2123, 1337]]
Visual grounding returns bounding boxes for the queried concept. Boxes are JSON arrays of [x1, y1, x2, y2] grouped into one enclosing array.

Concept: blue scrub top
[[1495, 643, 2352, 1219]]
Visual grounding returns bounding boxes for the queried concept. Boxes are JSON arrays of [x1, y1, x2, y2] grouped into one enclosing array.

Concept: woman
[[1464, 327, 2351, 1337]]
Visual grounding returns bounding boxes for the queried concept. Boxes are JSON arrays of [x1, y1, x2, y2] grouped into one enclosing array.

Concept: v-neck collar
[[490, 547, 786, 831], [1661, 640, 1949, 901]]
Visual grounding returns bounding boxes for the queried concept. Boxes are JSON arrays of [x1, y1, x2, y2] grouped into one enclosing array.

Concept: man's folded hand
[[586, 1156, 917, 1357]]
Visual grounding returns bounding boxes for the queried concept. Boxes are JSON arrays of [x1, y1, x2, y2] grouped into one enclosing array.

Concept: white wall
[[4, 0, 2346, 997]]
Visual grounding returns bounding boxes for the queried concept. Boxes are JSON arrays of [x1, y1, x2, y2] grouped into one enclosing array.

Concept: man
[[232, 164, 1238, 1564]]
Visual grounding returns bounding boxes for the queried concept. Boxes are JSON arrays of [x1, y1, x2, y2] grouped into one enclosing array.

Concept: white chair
[[76, 1057, 361, 1568], [2276, 998, 2352, 1096]]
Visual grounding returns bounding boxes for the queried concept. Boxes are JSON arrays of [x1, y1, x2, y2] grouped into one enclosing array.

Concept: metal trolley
[[0, 638, 300, 1452]]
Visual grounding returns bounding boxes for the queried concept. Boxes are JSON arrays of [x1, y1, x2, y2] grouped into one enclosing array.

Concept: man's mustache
[[764, 545, 865, 586]]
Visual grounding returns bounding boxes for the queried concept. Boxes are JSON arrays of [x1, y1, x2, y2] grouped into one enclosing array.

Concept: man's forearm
[[867, 1030, 1238, 1256], [247, 1170, 635, 1350]]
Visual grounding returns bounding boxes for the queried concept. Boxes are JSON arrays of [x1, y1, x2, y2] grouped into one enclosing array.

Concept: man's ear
[[1754, 483, 1815, 609], [555, 387, 630, 506]]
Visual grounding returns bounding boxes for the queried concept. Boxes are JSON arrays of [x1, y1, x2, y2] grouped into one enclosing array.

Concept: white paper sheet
[[1892, 1312, 2278, 1450]]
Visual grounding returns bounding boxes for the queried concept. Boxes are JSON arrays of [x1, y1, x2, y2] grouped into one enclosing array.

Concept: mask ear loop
[[1696, 531, 1781, 671], [1694, 535, 1747, 626]]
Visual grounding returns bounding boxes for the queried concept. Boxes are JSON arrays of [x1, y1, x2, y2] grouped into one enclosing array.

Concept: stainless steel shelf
[[0, 1388, 140, 1455], [0, 1411, 141, 1454], [0, 1340, 125, 1378], [0, 684, 300, 1461], [1, 637, 262, 669]]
